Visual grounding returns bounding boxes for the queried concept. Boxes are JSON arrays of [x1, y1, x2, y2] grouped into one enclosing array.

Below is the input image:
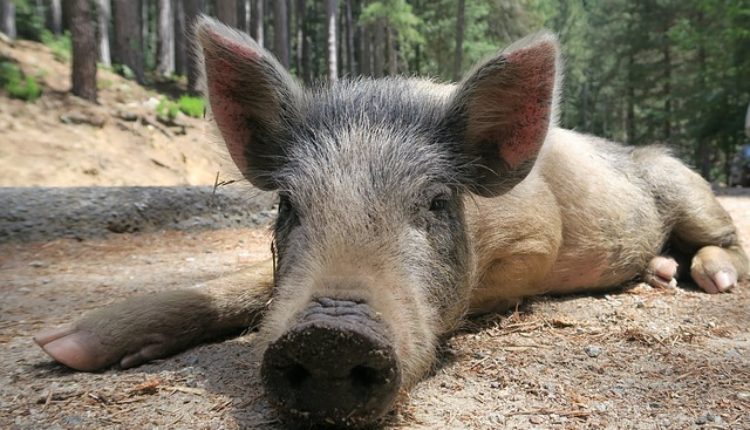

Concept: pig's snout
[[261, 298, 401, 427]]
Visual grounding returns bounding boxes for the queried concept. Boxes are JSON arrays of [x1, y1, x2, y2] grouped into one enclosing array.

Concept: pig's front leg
[[34, 260, 274, 371]]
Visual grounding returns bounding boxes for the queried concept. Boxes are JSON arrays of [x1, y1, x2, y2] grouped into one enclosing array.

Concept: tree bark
[[359, 23, 370, 76], [156, 0, 174, 76], [96, 0, 111, 67], [273, 0, 289, 68], [326, 0, 337, 81], [452, 0, 465, 81], [386, 24, 396, 75], [49, 0, 63, 35], [71, 0, 98, 101], [344, 0, 354, 75], [216, 0, 237, 28], [0, 0, 16, 39], [250, 0, 263, 45], [372, 20, 384, 77], [184, 0, 204, 93], [113, 0, 144, 83], [237, 0, 250, 33], [294, 0, 308, 82], [173, 0, 185, 75]]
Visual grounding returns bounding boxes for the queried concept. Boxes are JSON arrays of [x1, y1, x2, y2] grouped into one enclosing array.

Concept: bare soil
[[0, 38, 227, 188], [1, 193, 749, 430]]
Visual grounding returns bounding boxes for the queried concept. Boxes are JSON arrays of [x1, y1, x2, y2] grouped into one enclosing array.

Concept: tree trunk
[[359, 23, 370, 76], [184, 0, 204, 93], [273, 0, 289, 68], [344, 0, 354, 74], [294, 0, 308, 82], [372, 20, 384, 77], [71, 0, 98, 101], [662, 39, 672, 144], [386, 24, 396, 75], [626, 52, 635, 145], [156, 0, 174, 76], [250, 0, 263, 45], [0, 0, 15, 39], [237, 0, 250, 33], [96, 0, 111, 67], [326, 0, 337, 81], [173, 0, 185, 75], [49, 0, 63, 35], [452, 0, 464, 81], [113, 0, 144, 83], [216, 0, 237, 28]]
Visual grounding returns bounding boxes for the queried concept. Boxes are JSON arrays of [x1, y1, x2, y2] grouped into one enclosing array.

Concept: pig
[[34, 16, 748, 428]]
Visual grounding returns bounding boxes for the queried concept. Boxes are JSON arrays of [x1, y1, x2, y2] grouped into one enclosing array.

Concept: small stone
[[29, 261, 46, 268], [490, 382, 501, 389], [584, 345, 602, 357], [737, 392, 750, 401], [529, 416, 543, 424]]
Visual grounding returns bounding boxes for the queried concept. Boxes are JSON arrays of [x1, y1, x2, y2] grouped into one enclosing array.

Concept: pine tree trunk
[[0, 0, 16, 39], [360, 23, 370, 76], [326, 0, 337, 81], [216, 0, 237, 28], [96, 0, 111, 67], [344, 0, 354, 75], [373, 20, 384, 77], [113, 0, 144, 83], [273, 0, 289, 68], [49, 0, 63, 35], [386, 24, 396, 75], [173, 0, 185, 75], [452, 0, 465, 81], [250, 0, 263, 45], [237, 0, 249, 33], [71, 0, 98, 101], [295, 0, 307, 82], [184, 0, 204, 93], [156, 0, 174, 76]]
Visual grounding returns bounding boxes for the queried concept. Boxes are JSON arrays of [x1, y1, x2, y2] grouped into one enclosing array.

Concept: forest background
[[1, 0, 749, 183]]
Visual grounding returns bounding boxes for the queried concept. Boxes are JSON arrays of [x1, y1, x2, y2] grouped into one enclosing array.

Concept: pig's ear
[[195, 15, 302, 191], [447, 31, 561, 197]]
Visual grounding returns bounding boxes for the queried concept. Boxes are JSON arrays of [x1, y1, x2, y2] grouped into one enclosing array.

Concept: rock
[[584, 345, 602, 357]]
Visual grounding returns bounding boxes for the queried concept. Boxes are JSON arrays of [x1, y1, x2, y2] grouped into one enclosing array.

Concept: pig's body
[[35, 17, 747, 428]]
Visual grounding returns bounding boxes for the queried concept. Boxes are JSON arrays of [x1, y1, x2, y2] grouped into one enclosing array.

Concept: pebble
[[529, 416, 543, 424], [584, 345, 602, 357], [490, 382, 501, 389], [737, 392, 750, 401]]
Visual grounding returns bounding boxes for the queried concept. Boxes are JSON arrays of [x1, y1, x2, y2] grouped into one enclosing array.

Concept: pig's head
[[196, 16, 559, 427]]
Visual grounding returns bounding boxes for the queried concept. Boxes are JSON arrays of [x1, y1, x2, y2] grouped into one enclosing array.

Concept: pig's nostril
[[350, 365, 380, 389], [282, 363, 310, 388]]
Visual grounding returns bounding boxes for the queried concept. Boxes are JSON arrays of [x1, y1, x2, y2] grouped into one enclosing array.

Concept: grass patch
[[177, 95, 205, 118], [41, 30, 71, 63], [0, 61, 41, 101]]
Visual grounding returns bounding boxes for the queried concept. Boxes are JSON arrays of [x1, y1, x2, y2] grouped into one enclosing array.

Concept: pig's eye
[[429, 197, 449, 212]]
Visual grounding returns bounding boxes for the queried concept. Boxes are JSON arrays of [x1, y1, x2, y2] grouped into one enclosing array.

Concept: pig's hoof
[[691, 246, 738, 294], [643, 256, 678, 289], [34, 325, 172, 371]]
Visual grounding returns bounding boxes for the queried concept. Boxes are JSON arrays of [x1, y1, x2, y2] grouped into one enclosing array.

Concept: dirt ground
[[1, 192, 749, 430], [0, 38, 227, 188]]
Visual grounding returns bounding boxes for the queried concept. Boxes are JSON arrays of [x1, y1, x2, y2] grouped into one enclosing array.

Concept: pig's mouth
[[261, 298, 402, 428]]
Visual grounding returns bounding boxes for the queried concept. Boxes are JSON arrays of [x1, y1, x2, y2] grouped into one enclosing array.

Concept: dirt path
[[2, 193, 750, 429]]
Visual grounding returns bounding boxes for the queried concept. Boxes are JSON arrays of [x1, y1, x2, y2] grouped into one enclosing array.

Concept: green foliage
[[156, 96, 205, 121], [0, 60, 41, 101], [156, 97, 180, 122], [40, 30, 72, 63], [12, 0, 45, 41], [177, 95, 205, 118]]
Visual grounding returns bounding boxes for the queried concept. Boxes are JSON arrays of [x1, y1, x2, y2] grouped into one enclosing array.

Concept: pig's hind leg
[[34, 260, 274, 371], [636, 148, 749, 293]]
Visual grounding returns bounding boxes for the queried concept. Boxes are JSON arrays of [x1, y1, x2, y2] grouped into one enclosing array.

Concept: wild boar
[[35, 16, 748, 428]]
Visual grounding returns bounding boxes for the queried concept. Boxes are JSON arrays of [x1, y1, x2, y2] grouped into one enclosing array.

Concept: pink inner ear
[[203, 28, 262, 173], [495, 43, 556, 170]]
